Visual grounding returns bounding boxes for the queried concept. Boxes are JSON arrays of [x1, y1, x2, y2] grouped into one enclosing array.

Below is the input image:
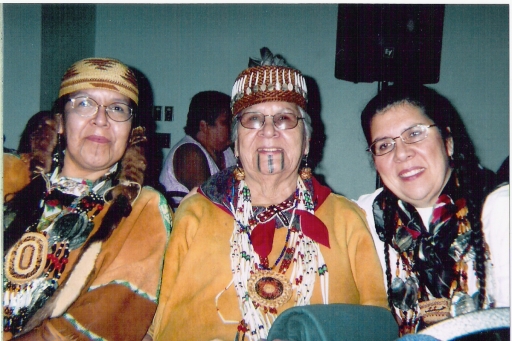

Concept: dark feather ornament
[[391, 276, 419, 311], [248, 47, 288, 67], [48, 213, 92, 250]]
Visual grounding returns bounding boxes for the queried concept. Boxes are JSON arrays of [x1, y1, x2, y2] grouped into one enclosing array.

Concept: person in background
[[356, 84, 509, 336], [17, 110, 53, 154], [3, 111, 51, 201], [3, 57, 171, 340], [151, 47, 388, 341], [159, 90, 235, 209]]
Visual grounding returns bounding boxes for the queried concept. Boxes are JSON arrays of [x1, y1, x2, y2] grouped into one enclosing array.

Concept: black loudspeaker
[[335, 4, 445, 84]]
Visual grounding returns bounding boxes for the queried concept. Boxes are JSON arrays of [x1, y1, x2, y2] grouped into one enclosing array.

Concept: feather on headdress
[[231, 47, 308, 115]]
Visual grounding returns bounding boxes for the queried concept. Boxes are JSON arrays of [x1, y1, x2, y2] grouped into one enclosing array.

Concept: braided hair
[[361, 84, 496, 310], [382, 194, 399, 320]]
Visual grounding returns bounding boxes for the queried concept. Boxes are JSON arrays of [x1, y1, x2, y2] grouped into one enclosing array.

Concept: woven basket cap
[[59, 58, 139, 105], [230, 65, 308, 116]]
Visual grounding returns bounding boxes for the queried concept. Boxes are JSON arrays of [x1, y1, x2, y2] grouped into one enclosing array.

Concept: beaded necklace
[[3, 167, 113, 335], [386, 196, 492, 335], [216, 176, 329, 341]]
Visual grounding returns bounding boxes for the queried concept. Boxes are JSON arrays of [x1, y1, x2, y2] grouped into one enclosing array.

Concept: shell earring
[[233, 157, 245, 181], [52, 133, 64, 171], [299, 155, 312, 180]]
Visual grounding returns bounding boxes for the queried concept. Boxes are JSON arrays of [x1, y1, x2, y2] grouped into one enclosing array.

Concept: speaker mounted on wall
[[335, 4, 445, 84]]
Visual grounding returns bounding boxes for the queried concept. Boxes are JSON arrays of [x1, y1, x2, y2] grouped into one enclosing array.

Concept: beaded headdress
[[230, 47, 308, 116], [59, 57, 139, 105]]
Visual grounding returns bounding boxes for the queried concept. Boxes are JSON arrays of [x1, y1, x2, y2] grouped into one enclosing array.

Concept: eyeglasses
[[238, 112, 304, 130], [367, 124, 437, 156], [68, 96, 133, 122]]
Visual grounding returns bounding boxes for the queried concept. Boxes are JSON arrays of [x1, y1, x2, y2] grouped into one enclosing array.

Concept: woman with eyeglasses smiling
[[151, 48, 389, 341], [3, 58, 170, 340], [356, 84, 509, 337]]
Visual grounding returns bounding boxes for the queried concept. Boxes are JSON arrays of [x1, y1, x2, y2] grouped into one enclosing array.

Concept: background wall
[[4, 4, 42, 148], [40, 4, 96, 110], [3, 4, 509, 199]]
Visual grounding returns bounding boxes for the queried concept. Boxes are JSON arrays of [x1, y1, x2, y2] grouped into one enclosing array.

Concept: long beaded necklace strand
[[214, 177, 329, 341], [3, 169, 108, 334], [392, 198, 492, 336]]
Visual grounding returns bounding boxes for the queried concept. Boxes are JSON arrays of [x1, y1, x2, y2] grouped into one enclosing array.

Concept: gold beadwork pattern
[[59, 58, 139, 104], [247, 270, 292, 309], [5, 232, 48, 284]]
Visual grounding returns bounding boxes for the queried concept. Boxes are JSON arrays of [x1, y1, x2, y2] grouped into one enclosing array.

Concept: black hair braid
[[4, 115, 59, 254], [3, 176, 47, 254], [471, 211, 487, 308], [384, 240, 396, 315], [452, 161, 494, 309], [382, 190, 399, 317]]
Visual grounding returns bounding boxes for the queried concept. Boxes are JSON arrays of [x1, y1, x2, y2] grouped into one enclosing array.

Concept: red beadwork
[[255, 276, 284, 300], [260, 257, 269, 269], [237, 320, 249, 332], [46, 199, 59, 207]]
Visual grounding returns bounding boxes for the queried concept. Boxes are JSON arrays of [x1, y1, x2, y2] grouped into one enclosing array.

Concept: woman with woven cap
[[151, 48, 388, 341], [3, 57, 171, 340]]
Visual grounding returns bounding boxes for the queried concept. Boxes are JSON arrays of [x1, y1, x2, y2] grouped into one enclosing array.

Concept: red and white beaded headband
[[230, 65, 308, 116]]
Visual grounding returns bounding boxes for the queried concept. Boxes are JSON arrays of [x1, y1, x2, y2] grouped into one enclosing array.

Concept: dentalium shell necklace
[[217, 176, 329, 341]]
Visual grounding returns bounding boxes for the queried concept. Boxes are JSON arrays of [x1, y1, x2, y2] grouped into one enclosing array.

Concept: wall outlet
[[156, 133, 170, 148], [153, 106, 162, 121], [164, 106, 174, 121]]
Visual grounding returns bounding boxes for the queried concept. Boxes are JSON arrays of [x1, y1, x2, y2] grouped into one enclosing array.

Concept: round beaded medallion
[[5, 232, 48, 284], [247, 270, 292, 308]]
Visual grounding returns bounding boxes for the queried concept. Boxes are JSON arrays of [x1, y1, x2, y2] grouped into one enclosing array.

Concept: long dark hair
[[361, 84, 496, 309]]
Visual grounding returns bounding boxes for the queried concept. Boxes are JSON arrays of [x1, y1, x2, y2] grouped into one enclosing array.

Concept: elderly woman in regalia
[[151, 48, 388, 341]]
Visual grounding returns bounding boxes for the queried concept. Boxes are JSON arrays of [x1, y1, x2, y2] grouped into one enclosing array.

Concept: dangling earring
[[449, 154, 456, 169], [233, 157, 245, 181], [52, 114, 64, 171], [449, 155, 460, 187], [299, 155, 312, 180], [51, 133, 64, 171]]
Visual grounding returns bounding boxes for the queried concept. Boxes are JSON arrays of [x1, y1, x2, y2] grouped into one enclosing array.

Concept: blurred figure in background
[[17, 110, 53, 154], [159, 90, 235, 209]]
